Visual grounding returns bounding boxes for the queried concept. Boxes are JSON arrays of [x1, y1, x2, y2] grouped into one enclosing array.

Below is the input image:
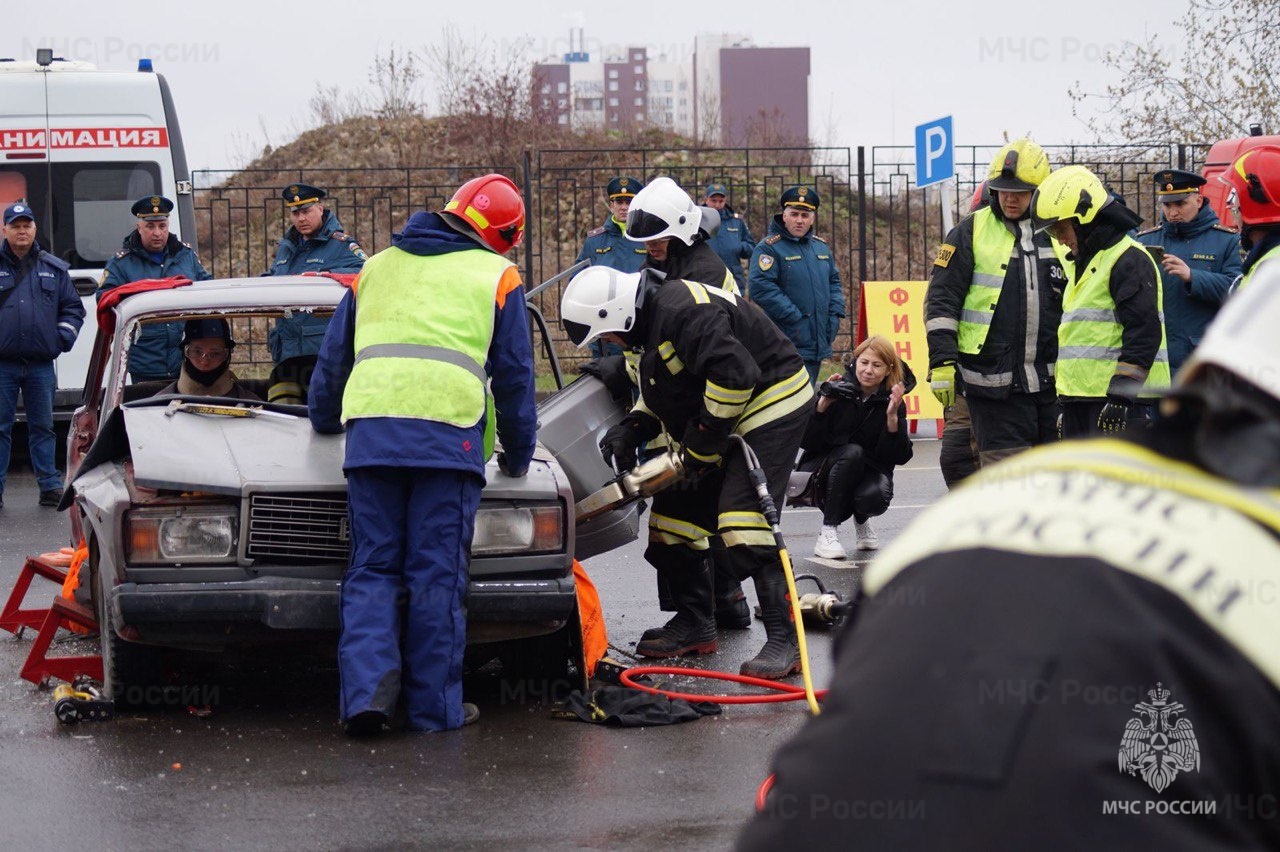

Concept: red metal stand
[[0, 556, 69, 636], [20, 597, 103, 685]]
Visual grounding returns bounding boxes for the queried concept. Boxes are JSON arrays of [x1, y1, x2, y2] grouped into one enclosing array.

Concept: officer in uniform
[[561, 266, 813, 679], [1219, 144, 1280, 291], [1032, 165, 1171, 437], [702, 182, 755, 293], [926, 139, 1064, 467], [1135, 168, 1240, 372], [98, 195, 213, 382], [309, 174, 537, 735], [264, 182, 367, 403], [749, 186, 846, 385], [576, 176, 648, 358], [739, 266, 1280, 851]]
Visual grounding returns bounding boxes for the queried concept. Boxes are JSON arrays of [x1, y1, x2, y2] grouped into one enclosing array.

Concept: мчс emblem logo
[[1118, 683, 1200, 793]]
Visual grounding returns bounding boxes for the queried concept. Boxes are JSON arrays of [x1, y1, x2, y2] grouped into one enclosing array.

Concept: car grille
[[246, 493, 350, 563]]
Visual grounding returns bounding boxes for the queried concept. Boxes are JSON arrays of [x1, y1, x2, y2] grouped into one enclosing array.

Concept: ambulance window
[[69, 165, 161, 265], [0, 171, 29, 207]]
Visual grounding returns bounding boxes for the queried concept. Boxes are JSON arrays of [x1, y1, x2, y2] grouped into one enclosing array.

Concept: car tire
[[98, 566, 163, 710]]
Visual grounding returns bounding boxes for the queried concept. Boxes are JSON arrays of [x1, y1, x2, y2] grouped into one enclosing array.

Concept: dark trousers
[[939, 396, 978, 489], [968, 389, 1059, 466], [816, 444, 893, 526]]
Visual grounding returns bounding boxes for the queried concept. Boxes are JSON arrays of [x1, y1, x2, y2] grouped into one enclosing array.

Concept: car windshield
[[118, 307, 336, 408]]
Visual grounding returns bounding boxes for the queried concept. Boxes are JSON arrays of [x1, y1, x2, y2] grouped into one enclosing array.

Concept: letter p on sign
[[915, 116, 954, 188]]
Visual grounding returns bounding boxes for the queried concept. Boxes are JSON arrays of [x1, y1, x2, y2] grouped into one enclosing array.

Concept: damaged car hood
[[123, 405, 346, 495]]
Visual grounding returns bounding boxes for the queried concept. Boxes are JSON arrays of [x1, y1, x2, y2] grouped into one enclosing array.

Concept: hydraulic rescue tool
[[574, 449, 686, 523], [53, 677, 115, 725]]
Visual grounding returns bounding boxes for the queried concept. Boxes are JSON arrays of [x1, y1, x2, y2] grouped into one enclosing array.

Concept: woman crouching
[[797, 336, 914, 558]]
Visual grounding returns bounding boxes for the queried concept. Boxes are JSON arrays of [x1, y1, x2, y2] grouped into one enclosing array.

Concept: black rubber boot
[[635, 556, 717, 658], [740, 567, 800, 679], [712, 547, 752, 630]]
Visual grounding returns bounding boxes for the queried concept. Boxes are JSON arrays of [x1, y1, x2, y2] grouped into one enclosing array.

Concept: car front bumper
[[109, 574, 577, 649]]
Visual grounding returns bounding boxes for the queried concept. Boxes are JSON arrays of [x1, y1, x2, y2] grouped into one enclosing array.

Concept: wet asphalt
[[0, 441, 945, 851]]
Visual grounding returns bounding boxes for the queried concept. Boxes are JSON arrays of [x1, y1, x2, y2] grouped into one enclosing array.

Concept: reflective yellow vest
[[1238, 245, 1280, 291], [1057, 236, 1171, 398], [342, 247, 509, 457], [957, 207, 1013, 355]]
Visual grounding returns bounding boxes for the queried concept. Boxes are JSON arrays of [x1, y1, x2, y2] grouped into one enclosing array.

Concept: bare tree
[[1070, 0, 1280, 143], [368, 44, 424, 120]]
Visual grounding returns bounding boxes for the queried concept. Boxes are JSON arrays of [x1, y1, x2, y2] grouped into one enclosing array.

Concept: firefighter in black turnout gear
[[739, 263, 1280, 851], [926, 139, 1065, 466], [562, 266, 813, 679]]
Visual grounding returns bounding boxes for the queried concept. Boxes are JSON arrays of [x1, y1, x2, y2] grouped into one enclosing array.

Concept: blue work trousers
[[0, 359, 60, 494], [339, 466, 483, 731]]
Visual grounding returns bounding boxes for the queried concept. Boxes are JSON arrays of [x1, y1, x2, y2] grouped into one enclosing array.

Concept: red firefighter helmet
[[442, 173, 526, 254], [1221, 145, 1280, 227]]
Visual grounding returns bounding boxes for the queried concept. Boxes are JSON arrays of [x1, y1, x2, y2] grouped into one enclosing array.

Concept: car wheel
[[498, 619, 587, 695], [98, 569, 163, 710]]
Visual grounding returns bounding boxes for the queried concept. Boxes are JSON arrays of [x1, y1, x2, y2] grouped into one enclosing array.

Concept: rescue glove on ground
[[600, 414, 657, 473], [928, 363, 957, 408], [680, 421, 729, 477], [496, 451, 528, 478], [1097, 400, 1131, 433], [578, 355, 635, 404]]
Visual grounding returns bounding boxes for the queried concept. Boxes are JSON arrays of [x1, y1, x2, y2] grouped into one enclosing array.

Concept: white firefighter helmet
[[1178, 259, 1280, 401], [625, 176, 702, 245], [561, 266, 642, 348]]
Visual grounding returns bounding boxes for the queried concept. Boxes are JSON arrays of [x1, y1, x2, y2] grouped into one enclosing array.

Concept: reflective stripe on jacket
[[1057, 236, 1170, 398]]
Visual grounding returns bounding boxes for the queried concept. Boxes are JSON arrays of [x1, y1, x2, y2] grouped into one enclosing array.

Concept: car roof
[[111, 276, 348, 326]]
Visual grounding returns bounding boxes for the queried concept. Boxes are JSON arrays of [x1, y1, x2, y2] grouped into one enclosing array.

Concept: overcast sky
[[9, 0, 1182, 174]]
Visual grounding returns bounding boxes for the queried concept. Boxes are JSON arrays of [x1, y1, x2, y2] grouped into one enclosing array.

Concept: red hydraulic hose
[[619, 665, 829, 705]]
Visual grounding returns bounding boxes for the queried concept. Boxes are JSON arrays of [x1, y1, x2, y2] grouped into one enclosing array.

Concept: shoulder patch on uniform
[[934, 243, 956, 268], [811, 235, 827, 244], [350, 242, 368, 260], [331, 231, 347, 240], [763, 234, 782, 245], [586, 226, 606, 237], [1136, 226, 1161, 236], [758, 254, 774, 271], [1212, 224, 1237, 233], [114, 249, 128, 259]]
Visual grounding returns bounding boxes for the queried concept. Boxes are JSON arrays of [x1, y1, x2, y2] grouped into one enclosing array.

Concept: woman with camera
[[794, 336, 914, 558]]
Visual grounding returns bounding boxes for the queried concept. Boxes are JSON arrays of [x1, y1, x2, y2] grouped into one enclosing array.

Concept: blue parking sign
[[915, 117, 954, 188]]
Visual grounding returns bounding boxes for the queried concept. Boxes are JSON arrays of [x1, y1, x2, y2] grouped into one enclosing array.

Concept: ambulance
[[0, 51, 196, 417]]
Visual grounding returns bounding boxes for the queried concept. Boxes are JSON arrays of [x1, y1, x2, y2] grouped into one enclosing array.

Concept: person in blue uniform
[[575, 176, 647, 357], [309, 174, 536, 736], [97, 195, 213, 382], [702, 182, 755, 293], [749, 186, 846, 385], [1135, 169, 1241, 372], [263, 182, 367, 403], [0, 202, 85, 509]]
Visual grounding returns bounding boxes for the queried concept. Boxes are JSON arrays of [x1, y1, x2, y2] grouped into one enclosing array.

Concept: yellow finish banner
[[862, 281, 943, 421]]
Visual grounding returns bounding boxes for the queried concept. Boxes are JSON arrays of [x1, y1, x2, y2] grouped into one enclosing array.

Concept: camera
[[818, 378, 859, 400]]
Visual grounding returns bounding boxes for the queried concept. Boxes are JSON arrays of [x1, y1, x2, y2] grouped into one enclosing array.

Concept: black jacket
[[643, 239, 735, 291], [798, 364, 916, 475]]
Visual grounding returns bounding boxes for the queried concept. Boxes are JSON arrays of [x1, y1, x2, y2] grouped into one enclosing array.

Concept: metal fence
[[191, 140, 1211, 363]]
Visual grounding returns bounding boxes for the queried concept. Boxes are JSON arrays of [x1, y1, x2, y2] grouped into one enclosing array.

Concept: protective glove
[[1097, 400, 1131, 433], [680, 422, 730, 477], [578, 355, 634, 404], [600, 421, 644, 473], [928, 363, 957, 408], [496, 451, 528, 478]]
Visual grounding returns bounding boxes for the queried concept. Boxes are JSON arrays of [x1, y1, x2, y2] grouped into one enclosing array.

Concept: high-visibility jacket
[[1057, 236, 1171, 398], [926, 207, 1064, 397], [1238, 244, 1280, 291], [342, 247, 510, 457]]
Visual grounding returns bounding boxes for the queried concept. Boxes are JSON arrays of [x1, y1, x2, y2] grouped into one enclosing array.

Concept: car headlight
[[126, 505, 239, 565], [471, 503, 563, 555]]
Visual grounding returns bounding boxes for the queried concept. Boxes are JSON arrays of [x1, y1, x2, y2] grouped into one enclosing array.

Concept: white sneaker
[[813, 526, 847, 560], [855, 520, 879, 551]]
